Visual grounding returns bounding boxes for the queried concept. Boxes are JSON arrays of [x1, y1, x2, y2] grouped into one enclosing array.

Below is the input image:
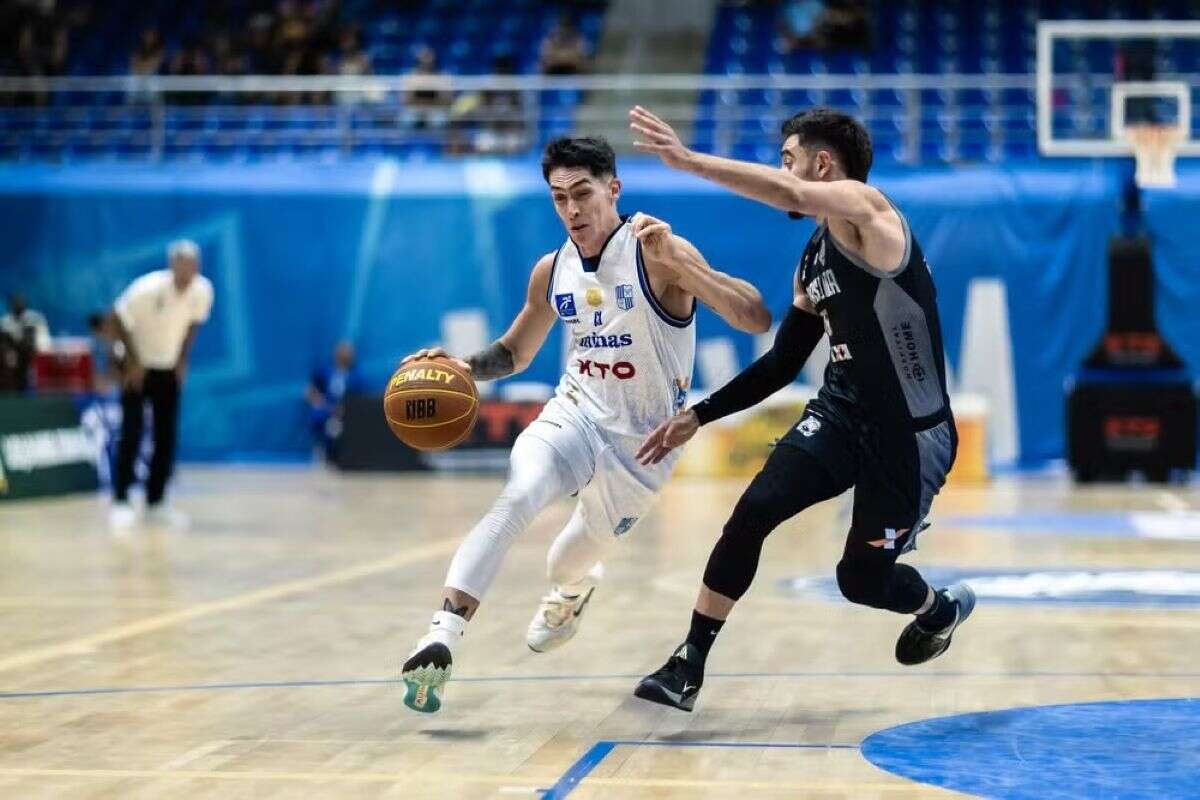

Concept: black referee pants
[[114, 369, 180, 506]]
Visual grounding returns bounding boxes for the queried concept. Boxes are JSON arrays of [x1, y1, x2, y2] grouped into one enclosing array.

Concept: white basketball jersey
[[546, 215, 696, 438]]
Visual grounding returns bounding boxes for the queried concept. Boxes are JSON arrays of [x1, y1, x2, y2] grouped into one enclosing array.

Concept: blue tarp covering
[[0, 158, 1192, 464]]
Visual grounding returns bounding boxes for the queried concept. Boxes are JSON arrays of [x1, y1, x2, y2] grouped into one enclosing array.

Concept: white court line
[[0, 538, 459, 677], [159, 740, 231, 770], [1154, 490, 1190, 514]]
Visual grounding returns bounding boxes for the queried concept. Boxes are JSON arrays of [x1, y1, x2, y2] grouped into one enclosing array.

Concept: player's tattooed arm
[[407, 253, 557, 380], [465, 341, 515, 380]]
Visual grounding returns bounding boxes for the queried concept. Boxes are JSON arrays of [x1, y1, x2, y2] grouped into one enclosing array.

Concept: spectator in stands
[[130, 28, 165, 76], [329, 25, 379, 106], [245, 12, 281, 75], [0, 293, 50, 392], [306, 340, 365, 462], [11, 16, 69, 105], [169, 36, 213, 105], [780, 0, 825, 48], [539, 14, 589, 75], [403, 46, 452, 130], [466, 54, 529, 154], [210, 32, 247, 77], [781, 0, 869, 52]]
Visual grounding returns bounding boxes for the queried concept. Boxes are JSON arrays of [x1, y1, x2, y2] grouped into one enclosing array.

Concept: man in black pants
[[109, 240, 214, 530], [628, 105, 974, 711]]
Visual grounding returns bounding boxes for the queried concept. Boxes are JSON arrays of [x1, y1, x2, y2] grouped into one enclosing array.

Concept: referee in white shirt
[[109, 240, 214, 528]]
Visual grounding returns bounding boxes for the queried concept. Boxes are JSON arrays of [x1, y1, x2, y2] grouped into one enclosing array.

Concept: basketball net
[[1125, 124, 1182, 189]]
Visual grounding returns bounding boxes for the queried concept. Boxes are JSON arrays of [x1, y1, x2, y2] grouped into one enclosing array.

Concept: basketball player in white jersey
[[399, 136, 770, 713]]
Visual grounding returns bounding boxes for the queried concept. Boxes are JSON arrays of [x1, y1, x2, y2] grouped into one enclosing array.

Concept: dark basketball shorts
[[777, 397, 958, 556]]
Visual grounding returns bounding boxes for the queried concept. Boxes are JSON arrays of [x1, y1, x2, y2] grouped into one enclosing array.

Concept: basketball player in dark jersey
[[627, 105, 974, 711]]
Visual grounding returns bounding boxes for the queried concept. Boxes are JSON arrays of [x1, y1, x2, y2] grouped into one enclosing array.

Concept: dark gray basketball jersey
[[796, 201, 952, 431]]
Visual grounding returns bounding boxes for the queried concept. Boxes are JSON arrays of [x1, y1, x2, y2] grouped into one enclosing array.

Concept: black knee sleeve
[[836, 557, 888, 607], [836, 557, 929, 614], [701, 487, 778, 601], [702, 443, 846, 603]]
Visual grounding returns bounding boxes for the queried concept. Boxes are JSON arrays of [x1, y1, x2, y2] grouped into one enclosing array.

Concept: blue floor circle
[[861, 698, 1200, 799]]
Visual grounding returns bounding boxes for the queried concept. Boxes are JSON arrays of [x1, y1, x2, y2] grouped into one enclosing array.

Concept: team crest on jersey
[[616, 284, 635, 311], [797, 416, 821, 437], [673, 377, 690, 412], [586, 288, 604, 307], [555, 293, 577, 318]]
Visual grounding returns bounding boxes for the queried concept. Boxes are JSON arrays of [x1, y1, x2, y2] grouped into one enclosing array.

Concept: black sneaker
[[895, 582, 976, 666], [401, 642, 452, 713], [633, 643, 704, 712]]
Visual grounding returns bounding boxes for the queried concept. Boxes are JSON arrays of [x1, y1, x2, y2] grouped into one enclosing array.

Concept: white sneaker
[[526, 585, 597, 653], [108, 502, 139, 532], [144, 505, 189, 530]]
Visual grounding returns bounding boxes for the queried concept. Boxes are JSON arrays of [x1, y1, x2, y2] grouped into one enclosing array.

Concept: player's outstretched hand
[[629, 105, 692, 169], [632, 213, 677, 262], [636, 409, 700, 466], [400, 347, 471, 374]]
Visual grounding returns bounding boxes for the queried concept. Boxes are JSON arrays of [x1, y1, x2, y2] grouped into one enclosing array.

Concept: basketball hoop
[[1125, 124, 1183, 189]]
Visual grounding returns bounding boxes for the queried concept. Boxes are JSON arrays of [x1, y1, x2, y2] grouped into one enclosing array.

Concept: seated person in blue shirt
[[306, 340, 365, 460]]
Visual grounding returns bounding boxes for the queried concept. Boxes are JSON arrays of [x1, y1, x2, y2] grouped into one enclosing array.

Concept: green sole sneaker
[[401, 643, 452, 714]]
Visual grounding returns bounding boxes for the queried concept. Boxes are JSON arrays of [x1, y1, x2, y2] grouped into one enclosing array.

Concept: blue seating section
[[701, 0, 1200, 165], [2, 0, 605, 162], [4, 1, 1199, 164]]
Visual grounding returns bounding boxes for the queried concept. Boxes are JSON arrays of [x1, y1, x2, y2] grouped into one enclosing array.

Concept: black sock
[[915, 589, 955, 631], [685, 610, 725, 661]]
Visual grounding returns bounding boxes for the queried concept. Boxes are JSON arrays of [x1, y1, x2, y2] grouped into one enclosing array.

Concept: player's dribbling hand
[[629, 105, 692, 169], [400, 347, 471, 374], [636, 409, 700, 466]]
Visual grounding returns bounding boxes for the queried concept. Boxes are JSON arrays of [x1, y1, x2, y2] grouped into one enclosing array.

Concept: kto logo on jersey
[[577, 333, 634, 349], [555, 293, 578, 318], [576, 359, 636, 380], [616, 284, 635, 311], [830, 343, 853, 362]]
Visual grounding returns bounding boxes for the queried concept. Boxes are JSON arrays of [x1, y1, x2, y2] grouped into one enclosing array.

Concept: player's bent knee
[[836, 557, 889, 608], [723, 486, 780, 543]]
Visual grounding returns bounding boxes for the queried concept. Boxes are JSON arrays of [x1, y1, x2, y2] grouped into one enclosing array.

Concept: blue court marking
[[943, 511, 1200, 539], [541, 740, 860, 799], [781, 567, 1200, 607], [861, 698, 1200, 800], [7, 670, 1200, 700], [944, 511, 1138, 535]]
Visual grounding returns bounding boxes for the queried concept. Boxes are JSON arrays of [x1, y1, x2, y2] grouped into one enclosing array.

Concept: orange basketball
[[383, 358, 479, 451]]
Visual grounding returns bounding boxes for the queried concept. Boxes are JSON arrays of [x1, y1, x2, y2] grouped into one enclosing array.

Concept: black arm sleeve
[[691, 305, 825, 426]]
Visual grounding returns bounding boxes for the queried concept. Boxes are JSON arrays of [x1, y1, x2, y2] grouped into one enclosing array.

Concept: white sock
[[424, 610, 466, 650]]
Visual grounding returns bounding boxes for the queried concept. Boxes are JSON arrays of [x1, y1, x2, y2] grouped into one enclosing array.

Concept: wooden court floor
[[0, 467, 1198, 799]]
